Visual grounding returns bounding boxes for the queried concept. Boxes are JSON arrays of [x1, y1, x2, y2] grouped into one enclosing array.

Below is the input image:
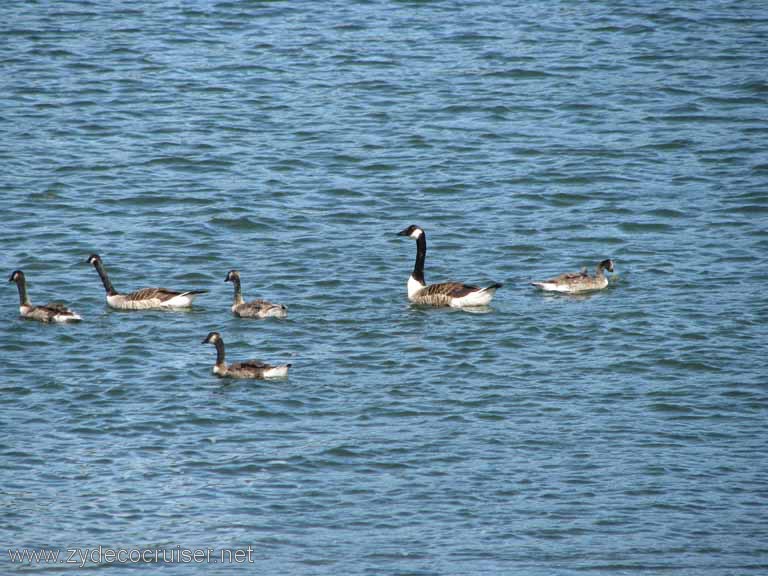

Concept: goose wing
[[40, 302, 79, 317], [232, 359, 272, 371], [243, 299, 277, 312], [124, 287, 183, 302], [422, 282, 480, 298], [235, 299, 287, 318], [42, 301, 72, 313], [544, 269, 589, 284], [27, 303, 78, 321]]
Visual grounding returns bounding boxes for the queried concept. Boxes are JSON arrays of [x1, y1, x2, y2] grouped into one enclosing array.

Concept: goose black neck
[[94, 260, 117, 296], [15, 275, 30, 306], [413, 232, 426, 284], [214, 339, 226, 367], [231, 277, 243, 305]]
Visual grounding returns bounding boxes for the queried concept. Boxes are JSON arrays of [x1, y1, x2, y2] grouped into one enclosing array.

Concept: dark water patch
[[716, 204, 768, 214], [617, 222, 672, 233], [702, 95, 767, 106], [659, 114, 755, 124], [483, 68, 557, 79], [641, 138, 694, 150], [644, 208, 687, 218], [648, 402, 694, 415], [737, 80, 768, 93], [544, 192, 593, 207], [209, 216, 274, 232]]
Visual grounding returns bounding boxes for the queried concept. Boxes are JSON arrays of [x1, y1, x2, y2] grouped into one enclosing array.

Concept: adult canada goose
[[397, 225, 503, 307], [224, 270, 287, 319], [202, 331, 291, 379], [531, 259, 615, 293], [8, 270, 81, 323], [86, 254, 207, 310]]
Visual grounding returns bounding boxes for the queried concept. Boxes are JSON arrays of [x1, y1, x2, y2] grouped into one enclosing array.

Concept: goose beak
[[396, 228, 410, 236]]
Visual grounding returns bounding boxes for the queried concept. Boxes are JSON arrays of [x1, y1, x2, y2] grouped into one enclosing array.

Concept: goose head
[[86, 254, 102, 266], [202, 331, 222, 345], [8, 270, 24, 283], [224, 270, 240, 283], [599, 259, 615, 273], [397, 224, 424, 239]]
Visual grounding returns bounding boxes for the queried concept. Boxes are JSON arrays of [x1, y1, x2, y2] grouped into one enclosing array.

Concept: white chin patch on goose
[[410, 228, 423, 239]]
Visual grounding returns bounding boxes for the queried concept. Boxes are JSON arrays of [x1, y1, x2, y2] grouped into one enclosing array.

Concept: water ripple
[[2, 1, 767, 574]]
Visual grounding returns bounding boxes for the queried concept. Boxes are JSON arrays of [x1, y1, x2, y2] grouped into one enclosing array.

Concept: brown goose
[[87, 254, 207, 310], [397, 225, 502, 307], [225, 270, 287, 319], [202, 331, 291, 379], [8, 270, 81, 323], [531, 259, 615, 293]]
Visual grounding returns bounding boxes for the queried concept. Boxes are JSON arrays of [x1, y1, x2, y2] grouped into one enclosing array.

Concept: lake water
[[2, 1, 767, 574]]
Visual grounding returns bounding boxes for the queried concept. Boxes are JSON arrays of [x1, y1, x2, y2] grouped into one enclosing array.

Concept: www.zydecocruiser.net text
[[7, 546, 255, 567]]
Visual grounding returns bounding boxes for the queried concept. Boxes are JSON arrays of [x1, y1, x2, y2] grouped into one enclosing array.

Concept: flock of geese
[[9, 225, 615, 379]]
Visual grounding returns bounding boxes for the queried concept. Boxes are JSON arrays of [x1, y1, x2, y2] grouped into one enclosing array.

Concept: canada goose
[[531, 259, 615, 293], [397, 225, 503, 307], [202, 331, 291, 379], [224, 270, 287, 319], [86, 254, 207, 310], [8, 270, 81, 323]]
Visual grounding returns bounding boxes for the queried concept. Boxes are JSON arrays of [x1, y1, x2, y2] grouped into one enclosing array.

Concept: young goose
[[202, 331, 291, 379], [8, 270, 82, 323], [225, 270, 287, 319], [531, 259, 615, 293], [397, 224, 503, 307], [86, 254, 207, 310]]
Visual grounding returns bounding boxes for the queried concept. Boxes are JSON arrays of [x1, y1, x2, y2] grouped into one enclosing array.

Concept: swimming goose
[[86, 254, 207, 310], [8, 270, 82, 323], [531, 259, 615, 293], [397, 225, 503, 307], [202, 331, 291, 379], [225, 270, 287, 319]]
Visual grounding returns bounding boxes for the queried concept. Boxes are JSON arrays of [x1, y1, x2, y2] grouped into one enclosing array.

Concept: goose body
[[87, 254, 206, 310], [8, 270, 81, 323], [532, 259, 615, 293], [202, 331, 291, 379], [225, 270, 287, 319], [397, 225, 502, 307]]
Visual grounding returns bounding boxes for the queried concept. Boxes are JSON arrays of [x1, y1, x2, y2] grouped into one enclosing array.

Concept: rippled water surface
[[2, 1, 767, 574]]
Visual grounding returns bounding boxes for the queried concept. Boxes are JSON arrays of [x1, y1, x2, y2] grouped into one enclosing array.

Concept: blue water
[[2, 1, 767, 574]]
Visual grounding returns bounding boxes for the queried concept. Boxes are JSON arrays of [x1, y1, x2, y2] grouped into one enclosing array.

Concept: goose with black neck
[[87, 254, 207, 310], [397, 225, 503, 308]]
